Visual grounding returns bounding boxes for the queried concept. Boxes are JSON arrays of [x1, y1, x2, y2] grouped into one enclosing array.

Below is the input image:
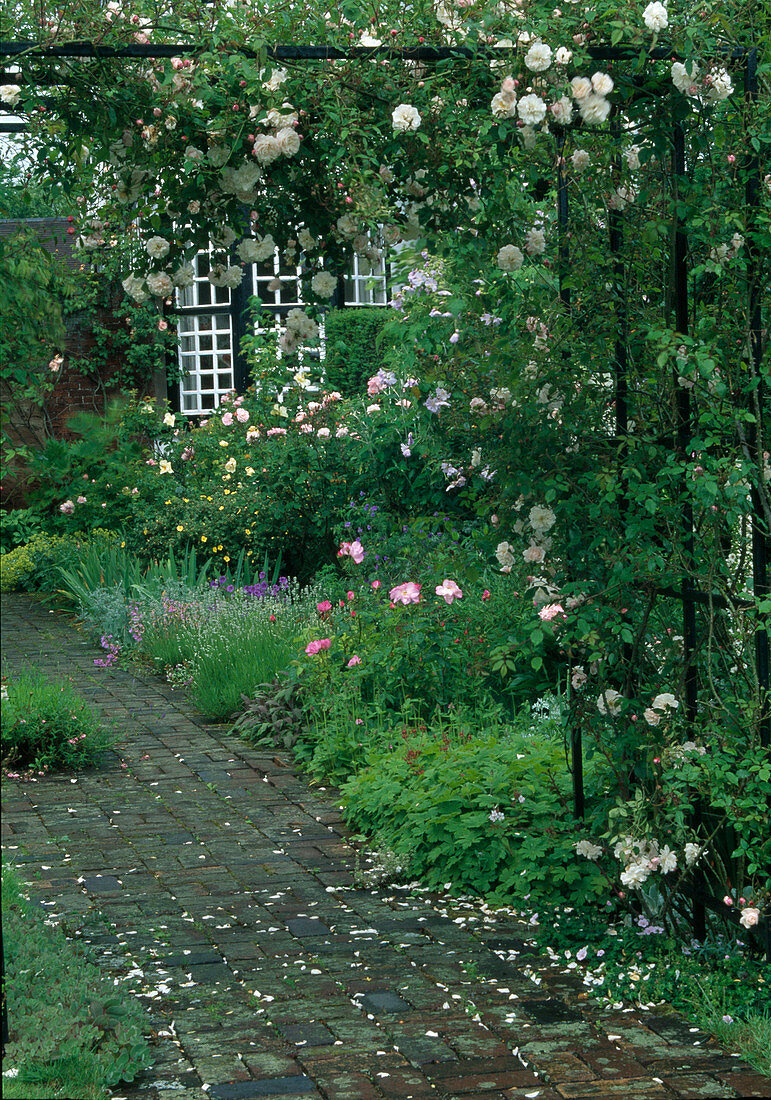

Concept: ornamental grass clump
[[1, 670, 112, 776]]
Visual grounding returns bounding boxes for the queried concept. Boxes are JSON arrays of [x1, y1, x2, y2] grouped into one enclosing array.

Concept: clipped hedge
[[323, 307, 391, 396]]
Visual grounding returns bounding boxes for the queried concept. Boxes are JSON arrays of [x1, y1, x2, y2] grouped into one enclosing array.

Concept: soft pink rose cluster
[[305, 638, 331, 656]]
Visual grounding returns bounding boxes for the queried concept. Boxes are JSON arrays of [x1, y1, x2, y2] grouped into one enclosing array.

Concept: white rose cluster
[[613, 836, 681, 890], [251, 102, 302, 164], [496, 244, 524, 272], [237, 234, 276, 263], [0, 84, 22, 107], [671, 61, 733, 103], [208, 263, 244, 289], [280, 308, 319, 356]]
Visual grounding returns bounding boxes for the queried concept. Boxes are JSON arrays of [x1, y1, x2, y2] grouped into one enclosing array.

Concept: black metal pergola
[[1, 36, 768, 954]]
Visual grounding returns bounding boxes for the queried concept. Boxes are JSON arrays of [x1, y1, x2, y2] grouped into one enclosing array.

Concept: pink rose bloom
[[367, 376, 383, 396], [539, 602, 565, 622], [523, 543, 546, 563], [317, 600, 332, 613], [739, 907, 760, 928], [317, 427, 331, 438], [371, 580, 381, 589], [317, 638, 331, 650], [305, 640, 321, 656], [337, 541, 351, 558], [436, 579, 463, 604], [347, 655, 361, 667], [76, 495, 87, 504], [349, 540, 365, 564], [236, 407, 250, 423], [482, 589, 491, 601], [347, 591, 355, 601], [389, 581, 422, 605], [221, 412, 234, 426], [59, 500, 75, 514]]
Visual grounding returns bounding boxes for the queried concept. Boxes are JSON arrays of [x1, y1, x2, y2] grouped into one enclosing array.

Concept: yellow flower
[[219, 505, 224, 511], [120, 540, 126, 547], [223, 555, 231, 563], [201, 535, 208, 542], [219, 440, 229, 447], [245, 528, 251, 535], [158, 460, 173, 474], [224, 457, 237, 474], [176, 525, 184, 532], [245, 466, 255, 476]]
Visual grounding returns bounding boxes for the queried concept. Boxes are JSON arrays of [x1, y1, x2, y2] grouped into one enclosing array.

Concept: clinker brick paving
[[2, 594, 768, 1100]]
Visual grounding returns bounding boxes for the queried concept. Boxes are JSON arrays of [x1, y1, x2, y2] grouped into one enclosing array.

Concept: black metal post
[[672, 115, 705, 943], [745, 49, 770, 754], [556, 128, 583, 819]]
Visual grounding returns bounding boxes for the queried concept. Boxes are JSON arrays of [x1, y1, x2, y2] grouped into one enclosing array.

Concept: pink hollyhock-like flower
[[539, 602, 565, 621], [436, 579, 463, 604], [347, 655, 361, 667], [349, 540, 365, 564], [338, 541, 351, 557], [221, 411, 234, 425], [60, 500, 75, 514], [347, 591, 355, 601], [389, 581, 422, 605], [317, 600, 332, 613], [236, 407, 250, 423]]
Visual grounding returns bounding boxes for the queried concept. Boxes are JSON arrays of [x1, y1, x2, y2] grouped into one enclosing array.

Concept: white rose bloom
[[392, 103, 421, 132], [579, 94, 611, 125], [266, 107, 298, 129], [684, 843, 703, 866], [251, 134, 281, 164], [211, 225, 236, 249], [671, 60, 699, 95], [311, 271, 337, 298], [597, 689, 623, 716], [145, 236, 170, 260], [525, 42, 552, 72], [276, 127, 301, 157], [298, 228, 317, 251], [706, 68, 733, 102], [286, 308, 319, 340], [659, 846, 678, 874], [251, 234, 277, 262], [517, 94, 547, 125], [730, 232, 745, 252], [172, 263, 195, 287], [491, 91, 517, 118], [529, 504, 556, 532], [229, 161, 262, 194], [575, 840, 603, 861], [207, 144, 230, 168], [591, 72, 614, 97], [184, 146, 204, 161], [0, 84, 22, 107], [208, 263, 243, 289], [497, 244, 524, 272], [262, 67, 288, 92], [572, 148, 590, 170], [524, 228, 547, 255], [652, 692, 679, 711], [570, 76, 592, 101], [146, 272, 173, 297], [620, 862, 651, 888], [122, 274, 148, 302], [643, 1, 668, 32], [625, 145, 641, 170], [549, 96, 573, 125], [352, 233, 370, 254], [644, 708, 661, 726], [336, 213, 359, 238], [555, 47, 573, 65], [739, 906, 760, 929], [237, 238, 265, 263]]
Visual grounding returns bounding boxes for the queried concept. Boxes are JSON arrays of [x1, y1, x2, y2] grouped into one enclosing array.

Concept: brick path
[[2, 594, 768, 1100]]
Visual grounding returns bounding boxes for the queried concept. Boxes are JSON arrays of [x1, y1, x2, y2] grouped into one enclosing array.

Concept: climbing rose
[[497, 245, 523, 272], [597, 689, 623, 716], [643, 1, 668, 31], [59, 500, 75, 514], [392, 104, 421, 132], [524, 42, 552, 72], [739, 907, 760, 929]]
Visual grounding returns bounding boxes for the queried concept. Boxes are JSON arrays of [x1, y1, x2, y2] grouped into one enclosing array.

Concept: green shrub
[[341, 717, 607, 906], [1, 670, 112, 775], [0, 542, 34, 592], [2, 863, 153, 1097], [0, 529, 120, 594], [323, 308, 391, 396], [0, 507, 47, 553]]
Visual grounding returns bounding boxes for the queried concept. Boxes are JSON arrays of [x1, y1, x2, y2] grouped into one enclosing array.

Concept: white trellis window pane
[[177, 312, 234, 413], [343, 249, 389, 306], [177, 251, 231, 309]]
